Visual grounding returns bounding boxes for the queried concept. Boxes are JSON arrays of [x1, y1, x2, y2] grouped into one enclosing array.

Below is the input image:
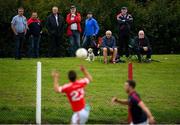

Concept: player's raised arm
[[80, 65, 93, 82], [51, 70, 61, 93], [112, 97, 129, 105], [138, 101, 155, 124]]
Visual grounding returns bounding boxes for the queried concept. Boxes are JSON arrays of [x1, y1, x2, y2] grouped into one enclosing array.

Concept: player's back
[[60, 78, 90, 112]]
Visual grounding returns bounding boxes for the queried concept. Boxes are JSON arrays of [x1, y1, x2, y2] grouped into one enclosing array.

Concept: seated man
[[102, 30, 118, 64], [134, 30, 152, 62]]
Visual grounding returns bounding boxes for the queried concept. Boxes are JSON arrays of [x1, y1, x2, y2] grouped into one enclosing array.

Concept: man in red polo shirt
[[52, 65, 92, 124]]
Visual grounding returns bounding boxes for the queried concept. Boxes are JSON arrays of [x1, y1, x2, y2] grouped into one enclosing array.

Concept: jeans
[[15, 33, 25, 59], [135, 47, 152, 61], [48, 34, 63, 57], [118, 33, 130, 57], [69, 30, 80, 56], [29, 35, 40, 58], [82, 36, 96, 49]]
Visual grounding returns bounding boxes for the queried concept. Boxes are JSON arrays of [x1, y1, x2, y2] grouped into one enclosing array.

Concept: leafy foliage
[[0, 0, 180, 57]]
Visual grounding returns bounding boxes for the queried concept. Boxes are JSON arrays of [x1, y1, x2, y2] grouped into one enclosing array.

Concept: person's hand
[[112, 97, 118, 104], [51, 70, 60, 78], [122, 19, 126, 22], [149, 116, 155, 124], [143, 47, 148, 51], [80, 65, 86, 72]]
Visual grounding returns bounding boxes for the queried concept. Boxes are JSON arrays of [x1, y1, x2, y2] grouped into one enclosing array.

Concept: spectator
[[11, 7, 28, 60], [102, 30, 118, 64], [134, 30, 152, 62], [66, 5, 82, 56], [117, 7, 133, 57], [82, 11, 99, 49], [27, 12, 42, 58], [47, 6, 64, 57]]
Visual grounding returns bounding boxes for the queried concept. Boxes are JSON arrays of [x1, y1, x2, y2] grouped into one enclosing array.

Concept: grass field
[[0, 55, 180, 124]]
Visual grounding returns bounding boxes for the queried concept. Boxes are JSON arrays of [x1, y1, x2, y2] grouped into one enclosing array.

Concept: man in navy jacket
[[82, 11, 99, 49], [27, 12, 42, 58]]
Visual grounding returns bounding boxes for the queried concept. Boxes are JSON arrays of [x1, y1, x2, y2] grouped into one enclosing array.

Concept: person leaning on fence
[[134, 30, 152, 63], [27, 12, 42, 58], [117, 7, 133, 58], [66, 5, 82, 57], [82, 11, 99, 49], [102, 30, 118, 64], [11, 7, 28, 60], [46, 6, 64, 57]]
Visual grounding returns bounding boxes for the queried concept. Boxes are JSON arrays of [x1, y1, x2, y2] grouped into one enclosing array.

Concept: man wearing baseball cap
[[66, 5, 82, 56]]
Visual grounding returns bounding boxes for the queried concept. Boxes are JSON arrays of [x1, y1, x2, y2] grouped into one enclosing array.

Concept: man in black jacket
[[27, 12, 42, 58], [134, 30, 152, 62], [47, 6, 64, 57], [117, 7, 133, 57]]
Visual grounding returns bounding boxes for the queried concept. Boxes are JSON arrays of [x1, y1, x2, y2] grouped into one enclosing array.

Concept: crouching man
[[102, 30, 118, 64], [134, 30, 152, 62]]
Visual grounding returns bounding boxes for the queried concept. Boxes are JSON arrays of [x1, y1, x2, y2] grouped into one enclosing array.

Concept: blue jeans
[[69, 30, 80, 56], [15, 33, 25, 59], [29, 35, 40, 58]]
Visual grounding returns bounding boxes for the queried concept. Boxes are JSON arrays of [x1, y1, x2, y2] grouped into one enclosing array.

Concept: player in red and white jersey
[[52, 65, 92, 124]]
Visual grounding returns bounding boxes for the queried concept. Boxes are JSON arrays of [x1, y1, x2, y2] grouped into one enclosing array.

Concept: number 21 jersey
[[58, 78, 90, 112]]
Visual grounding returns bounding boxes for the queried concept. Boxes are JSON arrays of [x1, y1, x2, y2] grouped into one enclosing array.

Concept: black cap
[[70, 5, 76, 9], [87, 11, 93, 14], [121, 6, 127, 10]]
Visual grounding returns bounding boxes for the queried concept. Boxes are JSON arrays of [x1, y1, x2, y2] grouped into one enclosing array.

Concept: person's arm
[[66, 14, 76, 25], [117, 13, 126, 24], [125, 14, 133, 23], [11, 17, 18, 35], [51, 71, 61, 93], [75, 13, 81, 23], [11, 24, 17, 35], [46, 16, 51, 33], [22, 16, 28, 35], [145, 36, 151, 48], [138, 101, 155, 124], [80, 65, 93, 82], [93, 19, 99, 35], [112, 97, 129, 105], [112, 37, 116, 48], [101, 37, 107, 48]]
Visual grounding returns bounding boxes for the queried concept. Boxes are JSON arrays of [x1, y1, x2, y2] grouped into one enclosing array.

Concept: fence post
[[36, 62, 41, 124]]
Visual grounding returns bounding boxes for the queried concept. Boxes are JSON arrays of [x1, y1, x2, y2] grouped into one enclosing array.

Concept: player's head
[[68, 70, 77, 82], [124, 80, 136, 93]]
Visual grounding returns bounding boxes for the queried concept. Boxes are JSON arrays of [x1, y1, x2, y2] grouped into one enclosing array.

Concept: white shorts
[[130, 120, 149, 125], [71, 107, 90, 125]]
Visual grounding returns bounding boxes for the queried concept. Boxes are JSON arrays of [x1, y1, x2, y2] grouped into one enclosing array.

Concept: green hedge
[[0, 0, 180, 57]]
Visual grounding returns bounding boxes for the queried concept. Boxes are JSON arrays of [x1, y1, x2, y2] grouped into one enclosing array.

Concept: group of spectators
[[11, 5, 152, 63]]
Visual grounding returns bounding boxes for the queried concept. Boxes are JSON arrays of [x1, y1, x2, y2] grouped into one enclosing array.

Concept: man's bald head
[[138, 30, 145, 39], [52, 6, 58, 14]]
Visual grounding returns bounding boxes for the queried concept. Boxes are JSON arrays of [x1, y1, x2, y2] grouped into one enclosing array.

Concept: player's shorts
[[130, 120, 149, 125], [71, 105, 90, 124]]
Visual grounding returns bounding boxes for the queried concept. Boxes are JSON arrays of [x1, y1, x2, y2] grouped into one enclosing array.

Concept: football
[[76, 48, 88, 58]]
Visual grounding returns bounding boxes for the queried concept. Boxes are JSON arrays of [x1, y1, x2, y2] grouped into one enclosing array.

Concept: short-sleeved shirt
[[102, 36, 117, 49], [58, 78, 90, 112], [11, 15, 28, 33], [128, 91, 147, 124]]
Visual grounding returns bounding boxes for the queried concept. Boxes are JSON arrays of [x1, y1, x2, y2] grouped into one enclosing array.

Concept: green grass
[[0, 55, 180, 124]]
